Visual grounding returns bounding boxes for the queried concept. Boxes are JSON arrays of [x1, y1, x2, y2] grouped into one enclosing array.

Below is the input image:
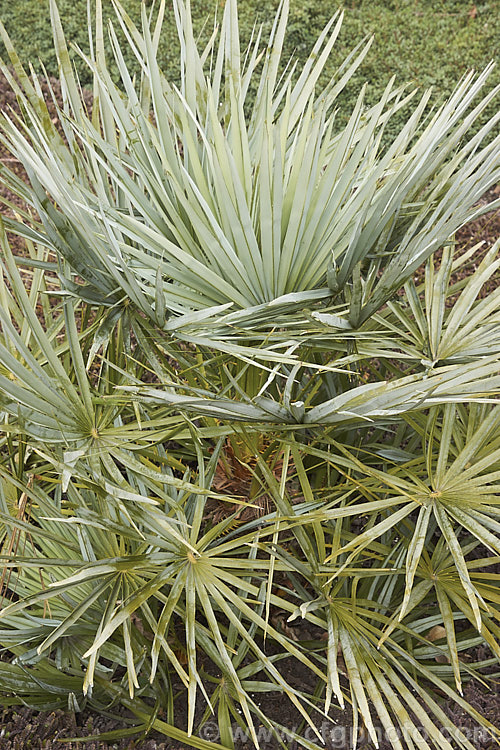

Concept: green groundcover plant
[[0, 1, 499, 747]]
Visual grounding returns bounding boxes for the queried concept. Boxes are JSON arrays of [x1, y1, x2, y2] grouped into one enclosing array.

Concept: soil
[[0, 671, 499, 750], [0, 74, 499, 749]]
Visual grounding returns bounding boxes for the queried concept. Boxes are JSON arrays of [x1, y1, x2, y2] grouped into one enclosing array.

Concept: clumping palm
[[0, 0, 499, 748]]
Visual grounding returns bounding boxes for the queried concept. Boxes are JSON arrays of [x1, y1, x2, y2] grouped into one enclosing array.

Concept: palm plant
[[0, 0, 500, 748]]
